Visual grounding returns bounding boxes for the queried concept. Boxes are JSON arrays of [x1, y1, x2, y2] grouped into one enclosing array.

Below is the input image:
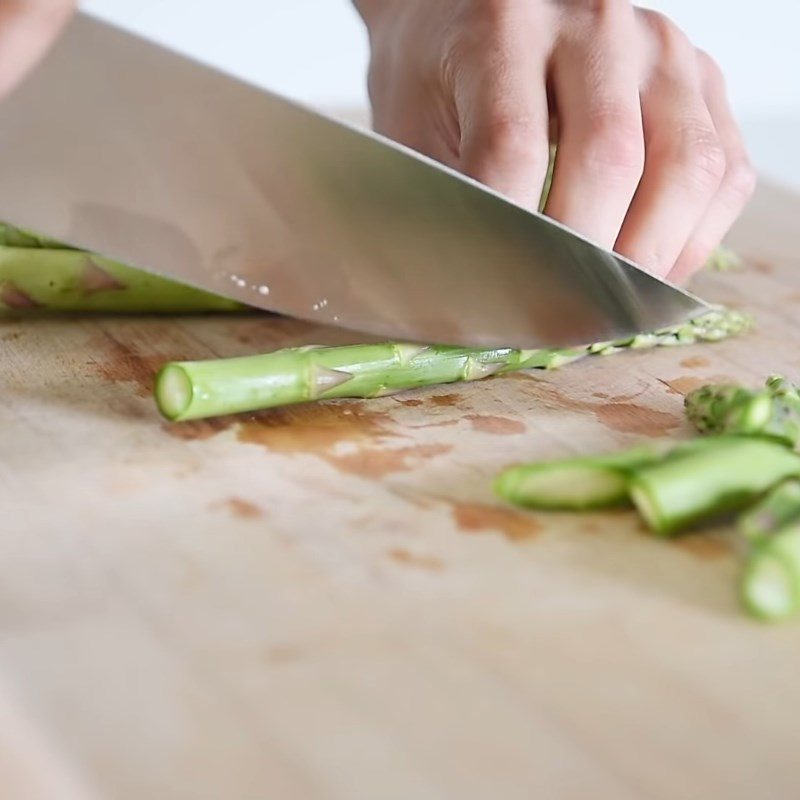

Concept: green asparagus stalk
[[0, 247, 243, 313], [737, 479, 800, 541], [629, 436, 800, 536], [495, 445, 662, 510], [741, 524, 800, 621], [155, 308, 752, 421], [0, 223, 71, 249], [685, 376, 800, 448], [156, 342, 586, 421]]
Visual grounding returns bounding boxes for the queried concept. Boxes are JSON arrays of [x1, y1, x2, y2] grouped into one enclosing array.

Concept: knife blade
[[0, 12, 708, 348]]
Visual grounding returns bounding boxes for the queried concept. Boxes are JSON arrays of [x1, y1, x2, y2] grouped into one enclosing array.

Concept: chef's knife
[[0, 12, 708, 348]]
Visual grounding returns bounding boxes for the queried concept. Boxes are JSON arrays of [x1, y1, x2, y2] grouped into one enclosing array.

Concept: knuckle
[[725, 154, 758, 202], [585, 105, 645, 175], [457, 0, 514, 29], [690, 139, 728, 187], [470, 116, 543, 159], [641, 10, 692, 58], [695, 48, 725, 89], [679, 239, 715, 273], [661, 126, 727, 190]]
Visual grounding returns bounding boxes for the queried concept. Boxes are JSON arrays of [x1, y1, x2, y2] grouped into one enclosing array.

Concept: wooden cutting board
[[1, 181, 799, 800]]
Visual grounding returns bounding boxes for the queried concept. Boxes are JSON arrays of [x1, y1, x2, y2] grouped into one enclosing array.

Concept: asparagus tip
[[155, 364, 193, 421]]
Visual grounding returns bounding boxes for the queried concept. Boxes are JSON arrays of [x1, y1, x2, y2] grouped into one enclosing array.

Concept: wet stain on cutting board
[[164, 418, 235, 441], [673, 535, 733, 561], [753, 259, 774, 275], [594, 403, 679, 436], [210, 497, 264, 520], [388, 548, 445, 572], [662, 374, 736, 397], [237, 404, 397, 452], [92, 333, 192, 397], [452, 502, 541, 542], [680, 356, 711, 369], [324, 443, 452, 478], [464, 414, 526, 435], [236, 403, 453, 478], [429, 393, 461, 408], [527, 381, 680, 437]]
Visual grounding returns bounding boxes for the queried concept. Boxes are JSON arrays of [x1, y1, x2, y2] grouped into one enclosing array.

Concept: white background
[[83, 0, 799, 189]]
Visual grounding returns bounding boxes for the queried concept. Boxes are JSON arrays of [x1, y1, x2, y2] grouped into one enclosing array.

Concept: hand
[[0, 1, 75, 99], [355, 0, 756, 283]]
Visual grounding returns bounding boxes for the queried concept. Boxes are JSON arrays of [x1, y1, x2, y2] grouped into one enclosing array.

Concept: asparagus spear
[[685, 376, 800, 447], [156, 342, 587, 421], [741, 524, 800, 621], [629, 436, 800, 536], [495, 446, 662, 510], [0, 247, 243, 313], [738, 479, 800, 541], [0, 223, 70, 249], [155, 308, 752, 421]]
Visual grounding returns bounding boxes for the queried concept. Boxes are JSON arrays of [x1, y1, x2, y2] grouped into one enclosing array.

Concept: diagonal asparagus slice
[[629, 436, 800, 537]]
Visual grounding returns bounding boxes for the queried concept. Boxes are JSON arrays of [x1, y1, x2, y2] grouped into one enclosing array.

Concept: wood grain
[[1, 182, 800, 799]]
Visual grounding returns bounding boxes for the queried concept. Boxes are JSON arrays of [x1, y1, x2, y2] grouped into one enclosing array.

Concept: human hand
[[355, 0, 756, 283], [0, 1, 74, 99]]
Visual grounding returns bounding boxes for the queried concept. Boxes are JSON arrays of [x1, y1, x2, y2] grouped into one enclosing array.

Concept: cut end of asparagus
[[628, 482, 667, 536], [495, 464, 629, 510], [741, 551, 799, 621], [155, 364, 193, 421]]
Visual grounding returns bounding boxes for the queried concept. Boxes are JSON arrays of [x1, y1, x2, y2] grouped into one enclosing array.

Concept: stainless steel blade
[[0, 12, 709, 348]]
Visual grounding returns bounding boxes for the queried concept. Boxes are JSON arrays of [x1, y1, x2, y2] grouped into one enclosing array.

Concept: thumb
[[0, 1, 75, 99]]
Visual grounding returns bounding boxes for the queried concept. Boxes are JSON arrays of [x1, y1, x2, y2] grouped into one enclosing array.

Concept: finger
[[544, 3, 645, 248], [668, 51, 757, 284], [0, 0, 75, 99], [614, 12, 726, 277], [455, 10, 551, 211]]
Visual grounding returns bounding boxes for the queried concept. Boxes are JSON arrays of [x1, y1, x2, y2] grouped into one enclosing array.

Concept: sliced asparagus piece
[[629, 436, 800, 536], [495, 437, 729, 512], [155, 309, 752, 421], [495, 446, 662, 510], [738, 480, 800, 541], [685, 376, 800, 447], [0, 247, 243, 313], [741, 524, 800, 621]]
